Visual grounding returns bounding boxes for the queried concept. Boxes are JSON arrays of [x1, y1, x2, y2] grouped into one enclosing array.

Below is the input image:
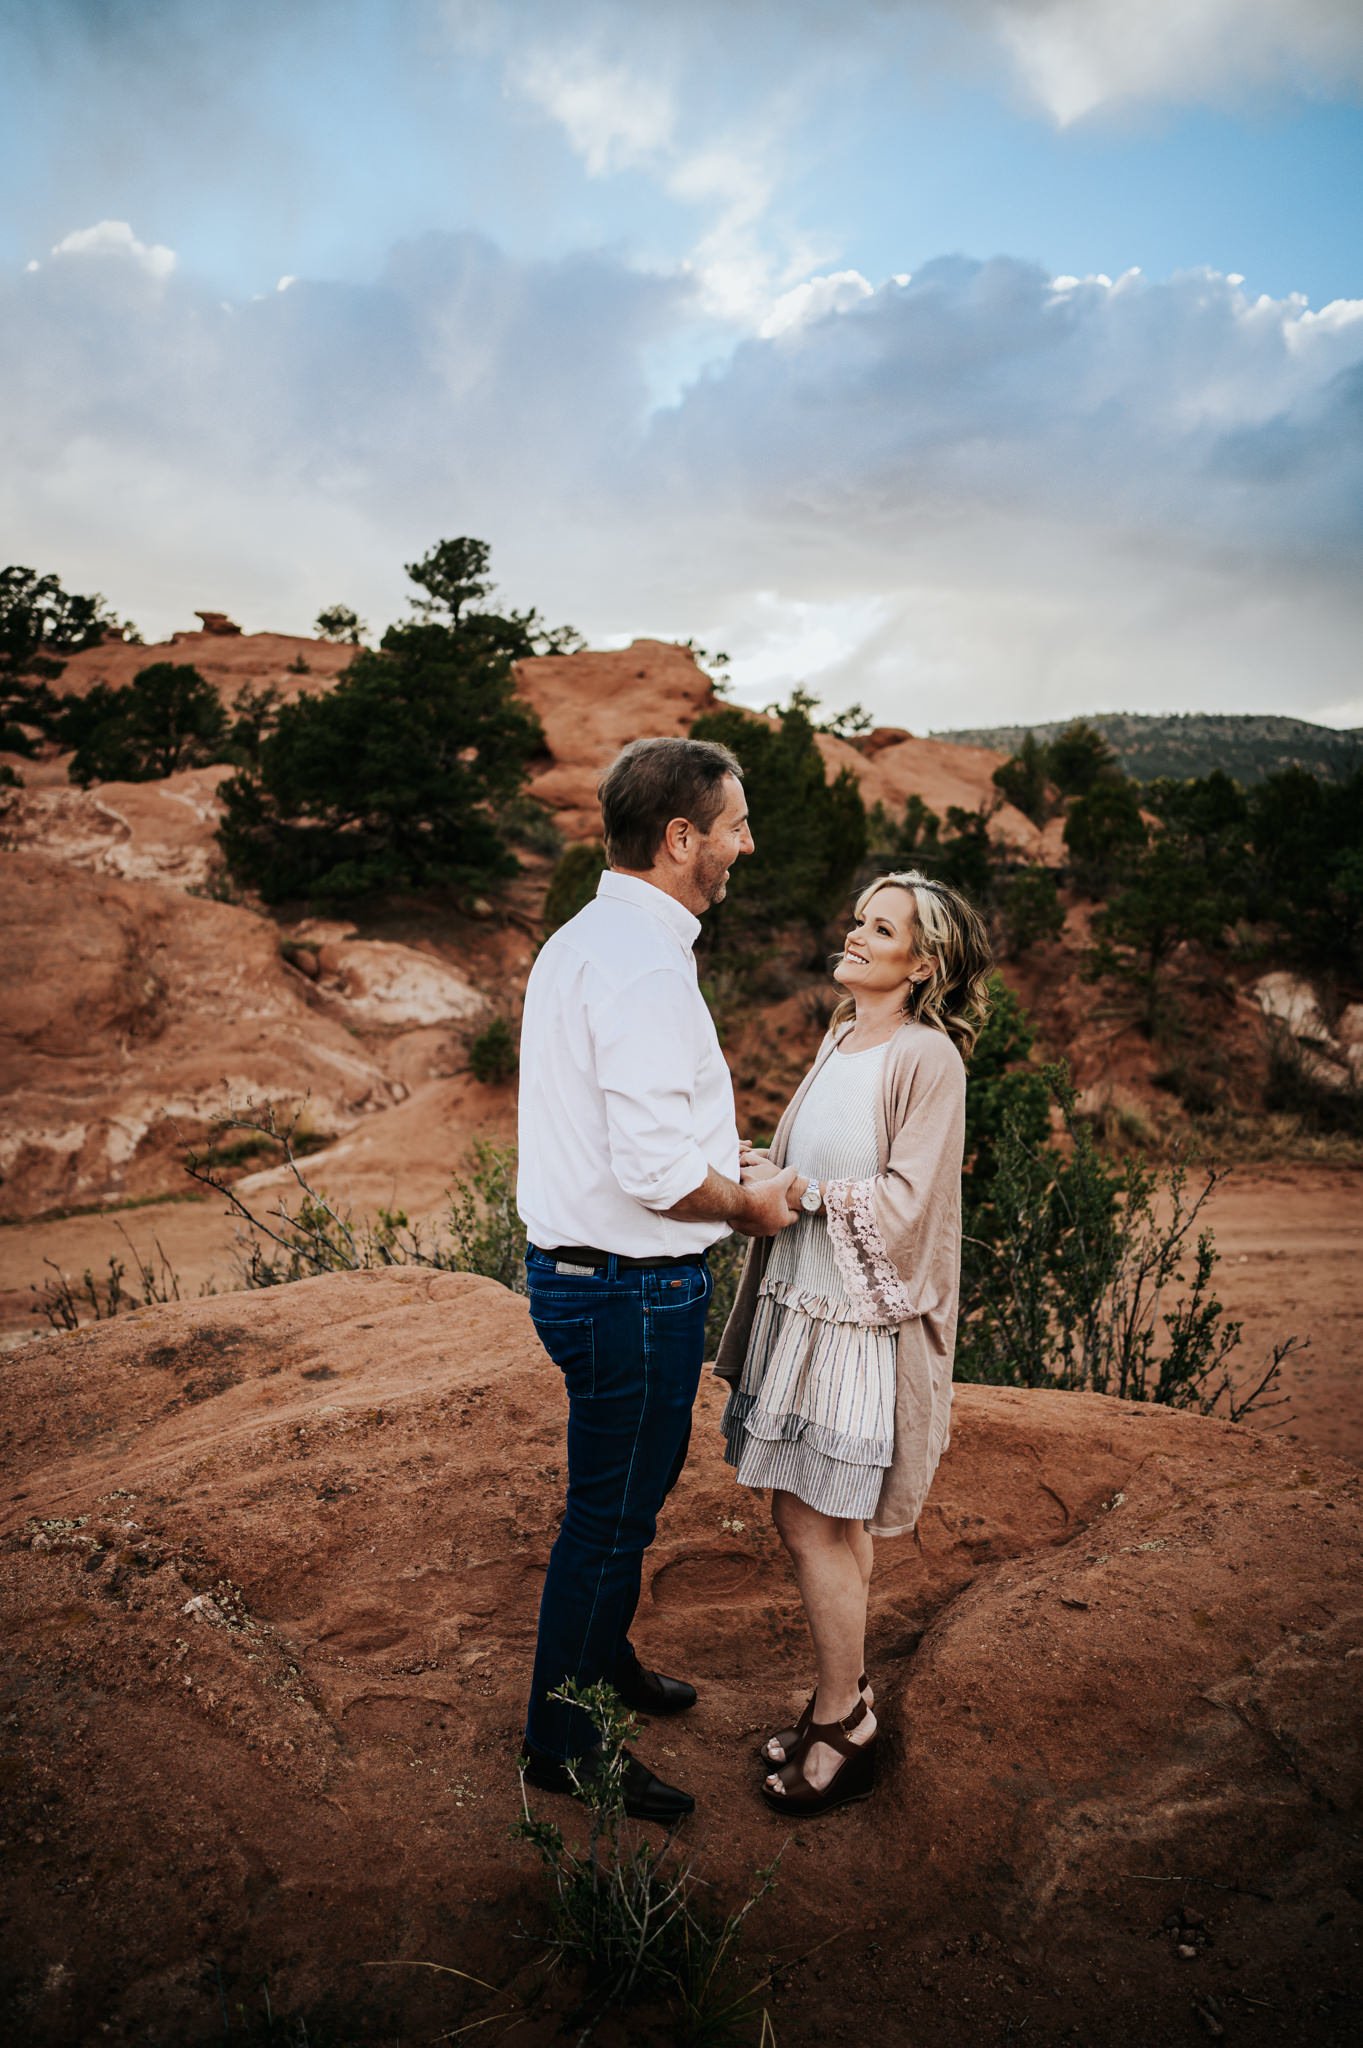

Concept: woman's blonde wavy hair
[[829, 870, 994, 1058]]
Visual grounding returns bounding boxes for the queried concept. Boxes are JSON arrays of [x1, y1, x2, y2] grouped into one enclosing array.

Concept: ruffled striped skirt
[[720, 1282, 898, 1521]]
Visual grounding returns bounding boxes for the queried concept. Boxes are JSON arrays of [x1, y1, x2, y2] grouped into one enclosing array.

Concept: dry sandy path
[[1202, 1165, 1363, 1464], [4, 1162, 1359, 1466]]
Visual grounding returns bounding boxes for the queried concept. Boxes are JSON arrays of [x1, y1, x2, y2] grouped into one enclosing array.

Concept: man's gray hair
[[598, 736, 744, 870]]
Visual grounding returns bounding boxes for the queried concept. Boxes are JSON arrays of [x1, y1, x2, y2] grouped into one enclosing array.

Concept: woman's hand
[[740, 1156, 781, 1184]]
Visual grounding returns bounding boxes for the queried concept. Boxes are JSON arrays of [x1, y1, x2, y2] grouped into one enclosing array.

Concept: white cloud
[[503, 27, 828, 330], [49, 219, 177, 280], [984, 0, 1363, 124], [513, 46, 676, 176], [761, 270, 875, 338], [2, 234, 1359, 730], [462, 1, 1363, 131]]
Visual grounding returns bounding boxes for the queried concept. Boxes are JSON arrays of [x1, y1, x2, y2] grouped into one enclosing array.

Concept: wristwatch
[[798, 1174, 822, 1215]]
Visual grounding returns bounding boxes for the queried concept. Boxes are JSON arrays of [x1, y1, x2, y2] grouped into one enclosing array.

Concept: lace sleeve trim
[[822, 1177, 917, 1325]]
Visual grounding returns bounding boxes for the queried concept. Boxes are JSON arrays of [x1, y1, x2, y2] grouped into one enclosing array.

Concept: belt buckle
[[554, 1259, 598, 1276]]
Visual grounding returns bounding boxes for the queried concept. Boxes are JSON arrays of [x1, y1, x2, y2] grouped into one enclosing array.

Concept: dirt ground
[[1199, 1165, 1363, 1464], [2, 1269, 1359, 2048]]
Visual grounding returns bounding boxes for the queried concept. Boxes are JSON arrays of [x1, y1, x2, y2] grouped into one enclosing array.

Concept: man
[[517, 735, 800, 1820]]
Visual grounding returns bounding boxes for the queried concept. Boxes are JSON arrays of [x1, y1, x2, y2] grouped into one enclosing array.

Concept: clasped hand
[[739, 1140, 804, 1219]]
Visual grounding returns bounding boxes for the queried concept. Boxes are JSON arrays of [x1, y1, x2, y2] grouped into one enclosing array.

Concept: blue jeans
[[524, 1246, 714, 1761]]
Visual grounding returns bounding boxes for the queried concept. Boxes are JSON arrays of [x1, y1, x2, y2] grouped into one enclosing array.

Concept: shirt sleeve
[[591, 965, 711, 1211]]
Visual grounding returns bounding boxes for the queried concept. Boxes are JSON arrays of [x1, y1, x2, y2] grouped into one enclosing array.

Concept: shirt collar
[[597, 868, 702, 952]]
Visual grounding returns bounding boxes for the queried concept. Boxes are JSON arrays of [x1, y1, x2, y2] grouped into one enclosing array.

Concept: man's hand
[[740, 1157, 781, 1184], [734, 1165, 801, 1238]]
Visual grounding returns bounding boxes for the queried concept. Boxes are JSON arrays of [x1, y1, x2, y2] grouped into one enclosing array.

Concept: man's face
[[685, 774, 754, 911]]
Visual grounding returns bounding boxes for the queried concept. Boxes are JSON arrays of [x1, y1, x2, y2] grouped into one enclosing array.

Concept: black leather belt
[[534, 1243, 708, 1272]]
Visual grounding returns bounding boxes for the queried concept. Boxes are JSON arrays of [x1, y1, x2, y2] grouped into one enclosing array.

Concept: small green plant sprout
[[32, 1223, 189, 1332], [515, 1678, 781, 2041], [467, 1013, 518, 1085]]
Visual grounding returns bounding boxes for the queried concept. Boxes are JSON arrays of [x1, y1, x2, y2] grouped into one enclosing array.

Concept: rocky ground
[[1, 1271, 1359, 2047]]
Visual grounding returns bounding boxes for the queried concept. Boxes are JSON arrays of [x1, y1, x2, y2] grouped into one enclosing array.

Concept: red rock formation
[[514, 638, 720, 839], [48, 629, 354, 705], [4, 765, 235, 892], [0, 1269, 1357, 2045], [193, 610, 243, 636], [0, 853, 400, 1218]]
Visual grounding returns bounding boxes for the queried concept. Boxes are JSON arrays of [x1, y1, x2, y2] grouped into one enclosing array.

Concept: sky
[[2, 0, 1361, 732]]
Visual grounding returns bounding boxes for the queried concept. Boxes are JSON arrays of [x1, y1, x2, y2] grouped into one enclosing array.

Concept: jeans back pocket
[[531, 1308, 597, 1398]]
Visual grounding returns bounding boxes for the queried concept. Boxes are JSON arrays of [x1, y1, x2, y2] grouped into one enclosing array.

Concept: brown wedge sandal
[[757, 1672, 869, 1767], [759, 1695, 877, 1816]]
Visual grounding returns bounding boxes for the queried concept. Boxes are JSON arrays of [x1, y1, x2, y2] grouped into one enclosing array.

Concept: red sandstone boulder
[[0, 854, 398, 1218], [513, 638, 721, 840]]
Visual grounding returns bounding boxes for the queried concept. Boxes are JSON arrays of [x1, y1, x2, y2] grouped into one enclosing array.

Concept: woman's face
[[834, 885, 925, 1003]]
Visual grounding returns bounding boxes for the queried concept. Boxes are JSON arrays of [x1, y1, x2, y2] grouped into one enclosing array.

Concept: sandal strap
[[777, 1695, 870, 1786], [803, 1695, 868, 1754]]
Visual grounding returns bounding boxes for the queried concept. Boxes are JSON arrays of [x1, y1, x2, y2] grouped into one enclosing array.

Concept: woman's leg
[[763, 1497, 876, 1761], [767, 1489, 877, 1793]]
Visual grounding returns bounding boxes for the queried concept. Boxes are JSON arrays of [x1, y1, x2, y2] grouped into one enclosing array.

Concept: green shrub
[[1, 563, 129, 686], [1048, 719, 1119, 796], [515, 1679, 778, 2039], [992, 730, 1052, 825], [1249, 764, 1363, 979], [64, 663, 229, 784], [467, 1016, 518, 1086], [957, 1066, 1299, 1418], [1264, 1036, 1363, 1137], [1085, 827, 1228, 1033], [962, 974, 1051, 1198], [218, 538, 565, 904], [314, 603, 366, 644], [224, 683, 284, 769], [184, 1109, 528, 1295], [544, 841, 607, 933], [1001, 865, 1065, 954], [500, 794, 564, 857], [442, 1140, 526, 1291], [32, 1225, 189, 1331], [1063, 776, 1148, 895]]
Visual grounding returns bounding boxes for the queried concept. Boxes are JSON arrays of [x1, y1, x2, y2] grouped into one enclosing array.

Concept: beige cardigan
[[714, 1018, 966, 1537]]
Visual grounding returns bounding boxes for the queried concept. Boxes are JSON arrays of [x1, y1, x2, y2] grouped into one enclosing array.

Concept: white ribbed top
[[763, 1040, 887, 1308]]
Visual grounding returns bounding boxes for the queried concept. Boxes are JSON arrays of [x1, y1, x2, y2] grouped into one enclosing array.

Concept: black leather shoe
[[611, 1663, 698, 1715], [521, 1744, 695, 1822]]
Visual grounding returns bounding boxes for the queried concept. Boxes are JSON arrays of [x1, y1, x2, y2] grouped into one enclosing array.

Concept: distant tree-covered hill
[[931, 712, 1361, 785]]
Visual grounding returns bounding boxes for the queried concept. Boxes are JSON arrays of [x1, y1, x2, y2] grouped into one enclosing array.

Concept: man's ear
[[660, 815, 692, 864]]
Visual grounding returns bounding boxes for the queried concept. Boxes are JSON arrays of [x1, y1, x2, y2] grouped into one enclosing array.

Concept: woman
[[716, 869, 992, 1816]]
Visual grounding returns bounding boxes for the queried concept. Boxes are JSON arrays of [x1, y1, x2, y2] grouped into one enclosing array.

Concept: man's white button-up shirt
[[517, 869, 739, 1257]]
